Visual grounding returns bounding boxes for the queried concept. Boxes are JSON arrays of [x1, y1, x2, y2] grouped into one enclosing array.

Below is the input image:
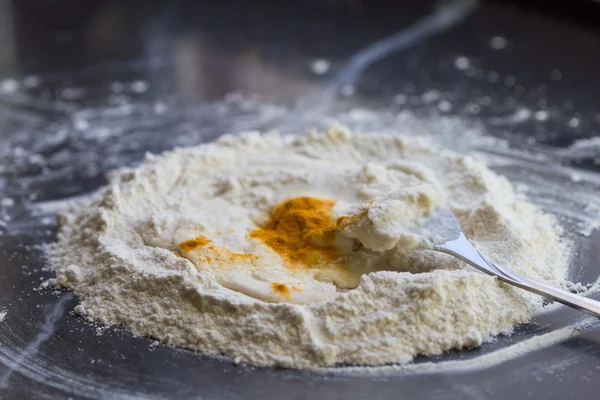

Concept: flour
[[47, 125, 569, 369], [338, 184, 442, 251]]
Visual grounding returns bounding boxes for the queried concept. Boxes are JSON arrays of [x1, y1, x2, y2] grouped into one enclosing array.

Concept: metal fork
[[415, 208, 600, 318]]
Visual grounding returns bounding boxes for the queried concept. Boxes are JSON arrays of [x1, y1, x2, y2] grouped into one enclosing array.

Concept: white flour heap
[[47, 125, 569, 368]]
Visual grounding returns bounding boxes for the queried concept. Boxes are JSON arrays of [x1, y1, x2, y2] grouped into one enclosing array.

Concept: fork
[[414, 208, 600, 318]]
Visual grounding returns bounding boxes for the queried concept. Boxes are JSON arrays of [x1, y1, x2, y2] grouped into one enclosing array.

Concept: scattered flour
[[567, 137, 600, 150], [47, 125, 570, 369], [0, 309, 7, 322]]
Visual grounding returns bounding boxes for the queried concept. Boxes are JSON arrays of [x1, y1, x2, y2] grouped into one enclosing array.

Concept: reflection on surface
[[172, 33, 314, 102]]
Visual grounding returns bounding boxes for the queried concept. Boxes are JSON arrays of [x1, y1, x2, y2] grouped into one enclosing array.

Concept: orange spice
[[249, 197, 339, 266], [178, 235, 257, 264], [271, 282, 290, 299], [179, 236, 212, 252], [336, 215, 348, 225], [178, 197, 342, 272]]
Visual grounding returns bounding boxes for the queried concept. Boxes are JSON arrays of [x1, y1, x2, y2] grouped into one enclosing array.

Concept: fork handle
[[434, 235, 600, 318]]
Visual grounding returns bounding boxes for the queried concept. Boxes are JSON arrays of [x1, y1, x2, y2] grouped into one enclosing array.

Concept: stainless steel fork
[[416, 208, 600, 318]]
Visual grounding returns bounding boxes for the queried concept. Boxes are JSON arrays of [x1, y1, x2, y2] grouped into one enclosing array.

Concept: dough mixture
[[48, 126, 569, 368]]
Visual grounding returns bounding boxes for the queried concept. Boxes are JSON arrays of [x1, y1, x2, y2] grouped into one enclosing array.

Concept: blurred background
[[0, 0, 599, 198], [0, 0, 598, 116]]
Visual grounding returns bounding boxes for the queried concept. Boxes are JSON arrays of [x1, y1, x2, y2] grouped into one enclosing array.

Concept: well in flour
[[47, 125, 569, 368]]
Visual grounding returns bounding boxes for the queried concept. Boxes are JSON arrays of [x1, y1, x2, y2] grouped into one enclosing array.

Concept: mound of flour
[[47, 125, 569, 368]]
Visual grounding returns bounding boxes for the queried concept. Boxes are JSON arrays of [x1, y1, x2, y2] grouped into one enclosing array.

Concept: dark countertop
[[1, 1, 600, 399]]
